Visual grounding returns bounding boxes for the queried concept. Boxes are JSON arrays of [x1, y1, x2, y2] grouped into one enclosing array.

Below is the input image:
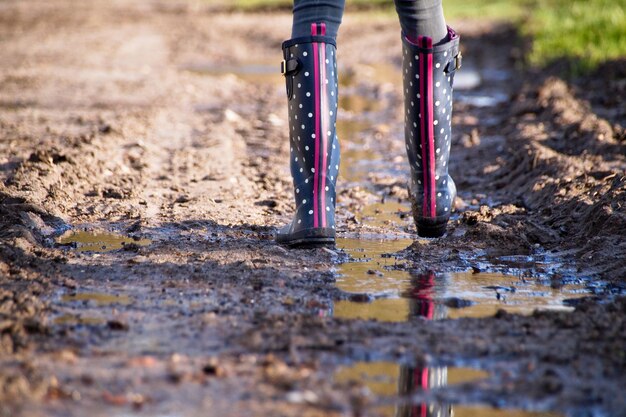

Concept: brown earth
[[0, 1, 625, 417]]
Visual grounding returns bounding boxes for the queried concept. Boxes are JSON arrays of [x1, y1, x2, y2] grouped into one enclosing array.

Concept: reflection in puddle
[[335, 361, 488, 394], [449, 408, 561, 417], [334, 362, 546, 417], [333, 253, 565, 416], [358, 202, 411, 228], [61, 292, 132, 306], [57, 231, 151, 252], [335, 238, 589, 321], [334, 352, 560, 416], [334, 238, 413, 322]]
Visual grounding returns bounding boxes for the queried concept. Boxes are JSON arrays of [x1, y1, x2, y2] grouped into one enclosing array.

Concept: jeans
[[291, 0, 447, 44]]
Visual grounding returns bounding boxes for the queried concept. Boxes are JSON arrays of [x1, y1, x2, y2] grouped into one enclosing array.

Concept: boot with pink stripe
[[402, 27, 462, 238], [276, 22, 340, 248]]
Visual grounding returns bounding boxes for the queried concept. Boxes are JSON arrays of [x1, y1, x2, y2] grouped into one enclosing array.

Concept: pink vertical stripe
[[320, 44, 328, 227], [312, 24, 320, 227], [319, 24, 328, 227], [426, 43, 436, 218], [418, 37, 428, 218]]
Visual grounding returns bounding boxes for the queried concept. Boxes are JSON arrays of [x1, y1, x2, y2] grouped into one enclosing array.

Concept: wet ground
[[1, 1, 625, 417]]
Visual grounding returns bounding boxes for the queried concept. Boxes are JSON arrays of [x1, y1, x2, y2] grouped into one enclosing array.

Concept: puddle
[[454, 69, 482, 90], [335, 119, 398, 186], [57, 230, 151, 252], [339, 148, 380, 183], [357, 202, 411, 228], [335, 362, 488, 394], [447, 408, 561, 417], [457, 91, 509, 108], [61, 292, 133, 306], [371, 404, 562, 417], [335, 361, 560, 417], [183, 62, 281, 84], [335, 117, 408, 187], [336, 238, 414, 293], [338, 363, 491, 392], [335, 238, 590, 321]]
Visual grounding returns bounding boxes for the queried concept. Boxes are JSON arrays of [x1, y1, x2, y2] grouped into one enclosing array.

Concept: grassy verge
[[522, 0, 626, 72], [223, 0, 626, 72]]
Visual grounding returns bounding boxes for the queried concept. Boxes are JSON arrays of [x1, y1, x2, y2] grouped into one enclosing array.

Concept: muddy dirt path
[[1, 1, 625, 417]]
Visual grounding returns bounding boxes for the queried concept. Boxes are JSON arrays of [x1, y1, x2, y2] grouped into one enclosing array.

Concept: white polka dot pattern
[[281, 34, 340, 236], [401, 28, 460, 231]]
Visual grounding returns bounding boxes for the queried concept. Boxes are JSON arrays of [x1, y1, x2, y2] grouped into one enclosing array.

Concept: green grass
[[225, 0, 388, 11], [222, 0, 626, 72], [443, 0, 530, 21], [522, 0, 626, 72]]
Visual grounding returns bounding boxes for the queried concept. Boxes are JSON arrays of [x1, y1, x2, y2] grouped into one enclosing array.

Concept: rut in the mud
[[0, 2, 625, 417]]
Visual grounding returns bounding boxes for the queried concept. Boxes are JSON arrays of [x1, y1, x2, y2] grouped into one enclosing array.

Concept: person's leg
[[395, 1, 462, 237], [394, 0, 447, 44], [292, 0, 345, 40], [276, 1, 345, 247]]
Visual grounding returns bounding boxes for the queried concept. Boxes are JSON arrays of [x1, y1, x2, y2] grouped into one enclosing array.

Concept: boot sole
[[416, 216, 450, 238], [283, 237, 335, 249], [276, 228, 336, 249]]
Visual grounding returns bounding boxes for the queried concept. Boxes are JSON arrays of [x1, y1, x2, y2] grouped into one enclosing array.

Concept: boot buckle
[[453, 52, 463, 70], [281, 58, 300, 76], [444, 52, 463, 74]]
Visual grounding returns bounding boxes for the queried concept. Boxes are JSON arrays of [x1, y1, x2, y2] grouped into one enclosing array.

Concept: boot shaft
[[281, 23, 341, 232], [402, 27, 461, 235]]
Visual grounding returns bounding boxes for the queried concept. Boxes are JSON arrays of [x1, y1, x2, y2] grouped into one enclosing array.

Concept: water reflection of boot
[[396, 272, 452, 416], [401, 27, 462, 238], [406, 271, 448, 320], [397, 366, 452, 417], [276, 22, 341, 248]]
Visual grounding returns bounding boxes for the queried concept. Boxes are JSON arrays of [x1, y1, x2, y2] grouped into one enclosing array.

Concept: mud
[[0, 2, 625, 417]]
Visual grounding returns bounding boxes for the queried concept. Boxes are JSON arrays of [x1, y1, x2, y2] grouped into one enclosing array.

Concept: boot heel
[[277, 227, 336, 248], [416, 220, 448, 238]]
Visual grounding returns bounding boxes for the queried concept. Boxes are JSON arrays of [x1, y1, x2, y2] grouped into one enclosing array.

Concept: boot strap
[[281, 58, 300, 76]]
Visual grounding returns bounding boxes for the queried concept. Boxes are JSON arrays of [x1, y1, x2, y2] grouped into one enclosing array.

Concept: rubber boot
[[276, 22, 340, 248], [402, 27, 462, 238]]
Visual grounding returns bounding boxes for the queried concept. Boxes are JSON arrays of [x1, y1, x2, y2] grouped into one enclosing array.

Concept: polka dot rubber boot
[[402, 27, 462, 238], [276, 22, 340, 248]]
